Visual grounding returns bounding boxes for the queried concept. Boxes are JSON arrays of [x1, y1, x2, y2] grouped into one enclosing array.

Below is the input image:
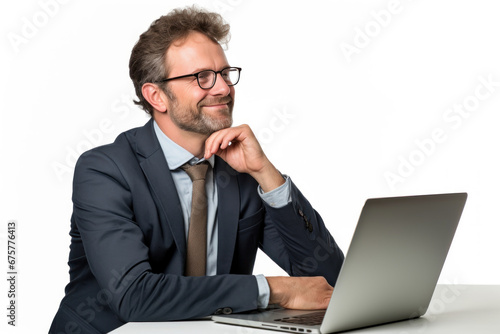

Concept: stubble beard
[[168, 93, 234, 136]]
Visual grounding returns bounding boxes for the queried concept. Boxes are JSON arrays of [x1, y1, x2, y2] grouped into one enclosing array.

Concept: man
[[50, 6, 344, 334]]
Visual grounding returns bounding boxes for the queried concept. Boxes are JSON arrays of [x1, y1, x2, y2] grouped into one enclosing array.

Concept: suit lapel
[[214, 157, 240, 274], [131, 119, 187, 261]]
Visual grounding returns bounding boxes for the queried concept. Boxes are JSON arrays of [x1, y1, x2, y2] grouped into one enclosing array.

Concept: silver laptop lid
[[321, 192, 467, 333]]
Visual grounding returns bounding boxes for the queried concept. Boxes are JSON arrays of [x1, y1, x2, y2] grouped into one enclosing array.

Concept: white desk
[[110, 285, 500, 333]]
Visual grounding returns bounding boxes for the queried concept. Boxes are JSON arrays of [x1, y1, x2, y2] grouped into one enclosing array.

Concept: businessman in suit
[[50, 6, 344, 334]]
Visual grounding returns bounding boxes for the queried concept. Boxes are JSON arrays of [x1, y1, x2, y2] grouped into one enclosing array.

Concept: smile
[[202, 104, 228, 108]]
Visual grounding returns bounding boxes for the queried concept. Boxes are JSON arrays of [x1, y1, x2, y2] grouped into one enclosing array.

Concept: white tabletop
[[110, 285, 500, 333]]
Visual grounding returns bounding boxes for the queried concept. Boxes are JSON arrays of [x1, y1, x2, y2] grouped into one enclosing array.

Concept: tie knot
[[181, 161, 209, 181]]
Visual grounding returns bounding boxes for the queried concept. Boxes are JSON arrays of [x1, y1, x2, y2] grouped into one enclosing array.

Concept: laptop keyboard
[[274, 310, 326, 326]]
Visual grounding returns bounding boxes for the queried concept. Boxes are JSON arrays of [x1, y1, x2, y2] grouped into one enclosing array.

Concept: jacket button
[[222, 307, 233, 314], [214, 308, 223, 315], [298, 209, 304, 217]]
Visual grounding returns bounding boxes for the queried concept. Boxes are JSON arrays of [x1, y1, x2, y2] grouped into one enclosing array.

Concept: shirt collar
[[153, 120, 215, 170]]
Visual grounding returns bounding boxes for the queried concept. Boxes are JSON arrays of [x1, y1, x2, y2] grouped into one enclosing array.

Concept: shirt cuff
[[258, 175, 292, 208], [255, 274, 270, 309]]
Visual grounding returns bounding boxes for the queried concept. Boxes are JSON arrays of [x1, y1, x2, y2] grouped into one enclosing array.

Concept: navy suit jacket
[[49, 119, 344, 334]]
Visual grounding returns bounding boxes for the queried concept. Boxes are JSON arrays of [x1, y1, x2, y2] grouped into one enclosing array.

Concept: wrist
[[266, 276, 287, 305], [251, 161, 285, 193]]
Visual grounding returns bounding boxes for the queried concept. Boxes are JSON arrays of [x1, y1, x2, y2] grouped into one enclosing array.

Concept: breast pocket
[[237, 207, 265, 232]]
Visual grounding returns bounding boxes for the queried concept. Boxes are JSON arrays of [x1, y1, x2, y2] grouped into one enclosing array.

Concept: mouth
[[199, 97, 233, 110], [202, 103, 229, 109]]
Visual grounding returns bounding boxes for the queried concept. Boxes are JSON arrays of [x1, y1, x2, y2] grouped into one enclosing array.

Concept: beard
[[167, 91, 234, 136]]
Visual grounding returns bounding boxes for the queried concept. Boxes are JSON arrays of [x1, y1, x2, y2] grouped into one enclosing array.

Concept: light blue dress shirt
[[153, 121, 292, 309]]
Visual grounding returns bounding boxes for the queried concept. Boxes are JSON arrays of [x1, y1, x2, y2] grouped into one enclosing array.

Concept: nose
[[209, 72, 231, 96]]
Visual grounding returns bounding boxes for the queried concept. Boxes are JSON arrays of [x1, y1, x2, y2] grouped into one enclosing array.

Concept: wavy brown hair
[[129, 6, 231, 114]]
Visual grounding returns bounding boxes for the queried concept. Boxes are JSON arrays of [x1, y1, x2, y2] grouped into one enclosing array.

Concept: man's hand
[[266, 276, 334, 310], [204, 124, 284, 192]]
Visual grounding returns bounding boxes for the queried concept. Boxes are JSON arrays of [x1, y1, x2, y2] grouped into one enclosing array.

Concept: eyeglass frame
[[155, 67, 242, 90]]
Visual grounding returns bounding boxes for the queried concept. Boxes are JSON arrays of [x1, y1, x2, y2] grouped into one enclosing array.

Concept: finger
[[218, 129, 239, 150], [205, 128, 239, 159], [209, 127, 240, 152], [205, 129, 228, 158]]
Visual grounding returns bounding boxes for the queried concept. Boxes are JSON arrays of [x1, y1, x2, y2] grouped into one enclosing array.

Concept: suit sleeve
[[258, 178, 345, 286], [72, 149, 259, 322]]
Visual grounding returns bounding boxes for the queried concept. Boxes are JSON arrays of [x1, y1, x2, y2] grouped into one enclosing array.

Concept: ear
[[142, 83, 169, 113]]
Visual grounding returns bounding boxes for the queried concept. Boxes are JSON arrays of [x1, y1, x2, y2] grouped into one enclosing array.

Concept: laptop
[[213, 192, 467, 333]]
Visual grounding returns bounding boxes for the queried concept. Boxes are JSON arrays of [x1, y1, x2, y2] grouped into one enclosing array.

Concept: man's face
[[163, 31, 235, 136]]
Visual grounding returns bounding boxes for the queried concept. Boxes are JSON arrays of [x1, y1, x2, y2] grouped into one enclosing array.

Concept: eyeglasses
[[156, 67, 242, 90]]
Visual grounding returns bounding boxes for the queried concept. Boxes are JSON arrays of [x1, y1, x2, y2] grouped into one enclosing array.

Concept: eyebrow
[[189, 65, 231, 74]]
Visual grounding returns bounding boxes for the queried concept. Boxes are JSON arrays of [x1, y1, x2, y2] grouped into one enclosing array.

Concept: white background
[[1, 0, 499, 332]]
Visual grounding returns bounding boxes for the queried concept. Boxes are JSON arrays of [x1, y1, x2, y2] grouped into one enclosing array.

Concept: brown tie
[[181, 161, 209, 276]]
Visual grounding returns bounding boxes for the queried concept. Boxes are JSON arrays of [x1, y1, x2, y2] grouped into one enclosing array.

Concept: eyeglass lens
[[198, 68, 240, 89]]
